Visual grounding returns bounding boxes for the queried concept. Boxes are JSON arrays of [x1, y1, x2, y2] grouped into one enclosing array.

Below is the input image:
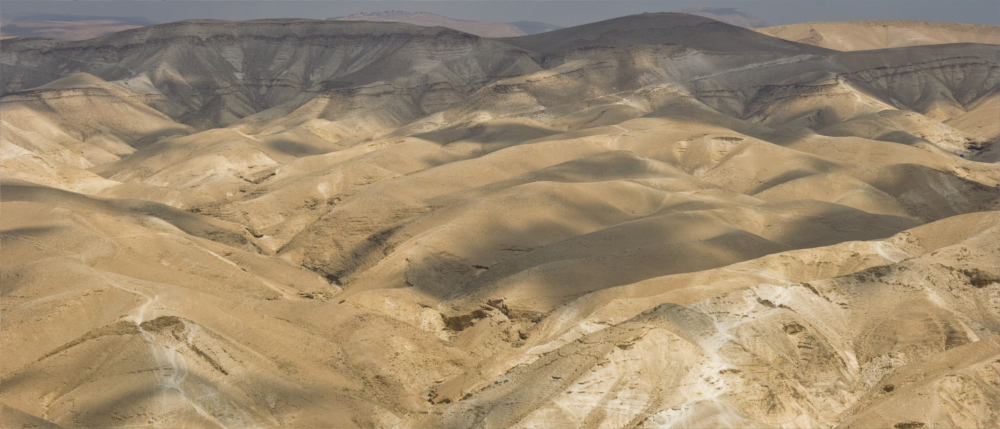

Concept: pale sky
[[3, 0, 998, 27]]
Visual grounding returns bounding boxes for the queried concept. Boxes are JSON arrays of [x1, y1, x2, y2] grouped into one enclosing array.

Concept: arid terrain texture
[[1, 13, 999, 428]]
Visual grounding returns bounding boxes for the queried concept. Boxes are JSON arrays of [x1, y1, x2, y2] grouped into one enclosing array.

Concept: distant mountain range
[[0, 15, 153, 40], [684, 7, 768, 27], [335, 10, 561, 37], [1, 10, 563, 40]]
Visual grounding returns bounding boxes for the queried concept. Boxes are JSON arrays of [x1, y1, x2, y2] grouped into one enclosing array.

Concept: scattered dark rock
[[799, 282, 827, 300], [298, 291, 333, 301], [783, 322, 805, 335], [140, 315, 185, 332], [964, 139, 988, 151], [188, 342, 229, 375], [324, 272, 344, 286], [756, 297, 776, 308], [962, 268, 999, 288], [944, 323, 970, 349], [506, 308, 545, 323], [486, 298, 510, 317], [852, 264, 893, 282], [442, 309, 489, 331], [713, 136, 744, 142]]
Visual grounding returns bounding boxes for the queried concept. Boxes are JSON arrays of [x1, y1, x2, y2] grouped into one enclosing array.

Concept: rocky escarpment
[[1, 19, 541, 128]]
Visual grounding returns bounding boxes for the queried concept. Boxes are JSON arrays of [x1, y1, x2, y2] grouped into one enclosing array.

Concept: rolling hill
[[2, 13, 999, 429]]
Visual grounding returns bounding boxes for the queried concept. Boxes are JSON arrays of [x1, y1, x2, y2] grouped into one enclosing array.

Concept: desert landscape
[[1, 11, 999, 428]]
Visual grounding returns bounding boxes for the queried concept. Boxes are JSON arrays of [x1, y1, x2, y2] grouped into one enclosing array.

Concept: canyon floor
[[1, 13, 999, 429]]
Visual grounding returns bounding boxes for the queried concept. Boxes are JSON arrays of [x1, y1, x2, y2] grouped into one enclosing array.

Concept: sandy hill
[[2, 12, 999, 429], [759, 20, 1000, 51]]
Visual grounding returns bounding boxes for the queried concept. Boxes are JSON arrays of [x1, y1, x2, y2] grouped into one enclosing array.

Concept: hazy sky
[[3, 0, 999, 26]]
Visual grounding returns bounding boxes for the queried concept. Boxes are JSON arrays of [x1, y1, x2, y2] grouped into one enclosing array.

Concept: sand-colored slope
[[2, 14, 1000, 429], [818, 109, 987, 155], [946, 93, 1000, 162], [416, 212, 1000, 428], [4, 180, 996, 428], [948, 93, 1000, 140], [90, 128, 285, 206], [0, 73, 191, 192], [1, 181, 415, 427], [759, 20, 1000, 51]]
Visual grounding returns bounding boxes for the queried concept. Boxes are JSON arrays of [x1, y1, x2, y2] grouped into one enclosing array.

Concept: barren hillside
[[2, 13, 999, 429], [759, 20, 1000, 51]]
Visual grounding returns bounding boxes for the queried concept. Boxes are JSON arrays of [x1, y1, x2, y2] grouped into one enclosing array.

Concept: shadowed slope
[[503, 12, 828, 58], [1, 19, 541, 128]]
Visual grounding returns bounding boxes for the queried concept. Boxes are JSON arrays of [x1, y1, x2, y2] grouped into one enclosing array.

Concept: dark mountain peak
[[504, 12, 828, 56]]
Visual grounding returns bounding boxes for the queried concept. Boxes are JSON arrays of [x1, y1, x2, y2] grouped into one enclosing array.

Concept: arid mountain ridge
[[334, 11, 555, 38], [1, 12, 999, 429], [3, 14, 996, 131]]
